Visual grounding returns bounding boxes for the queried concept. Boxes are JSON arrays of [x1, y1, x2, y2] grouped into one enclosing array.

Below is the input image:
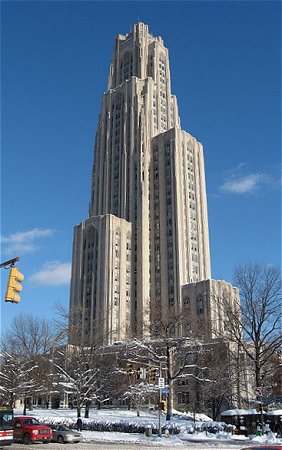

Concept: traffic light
[[126, 363, 133, 376], [149, 368, 157, 382], [255, 402, 262, 413], [160, 400, 167, 411], [5, 267, 24, 303]]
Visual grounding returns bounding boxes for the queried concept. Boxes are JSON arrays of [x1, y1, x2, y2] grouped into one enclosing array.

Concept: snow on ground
[[13, 407, 282, 448]]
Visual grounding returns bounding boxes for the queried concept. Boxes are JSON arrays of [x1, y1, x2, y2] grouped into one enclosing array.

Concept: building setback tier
[[70, 22, 215, 346]]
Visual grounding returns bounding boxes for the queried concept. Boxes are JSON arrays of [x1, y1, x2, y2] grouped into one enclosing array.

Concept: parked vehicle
[[13, 416, 52, 445], [50, 424, 82, 444], [0, 405, 13, 446], [241, 446, 282, 450]]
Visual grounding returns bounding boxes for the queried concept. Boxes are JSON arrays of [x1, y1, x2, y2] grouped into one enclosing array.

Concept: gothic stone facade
[[69, 23, 237, 346]]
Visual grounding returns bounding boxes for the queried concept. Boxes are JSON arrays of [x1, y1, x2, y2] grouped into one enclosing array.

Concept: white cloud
[[220, 173, 268, 194], [1, 228, 54, 255], [224, 162, 247, 175], [28, 261, 71, 286]]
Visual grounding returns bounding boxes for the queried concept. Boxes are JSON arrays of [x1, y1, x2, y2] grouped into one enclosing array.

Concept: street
[[1, 441, 254, 450]]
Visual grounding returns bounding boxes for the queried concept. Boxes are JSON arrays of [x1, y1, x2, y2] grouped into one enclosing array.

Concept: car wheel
[[57, 435, 64, 444], [23, 433, 31, 445]]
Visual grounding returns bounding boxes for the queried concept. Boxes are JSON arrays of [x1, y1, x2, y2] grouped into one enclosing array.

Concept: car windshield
[[23, 418, 39, 426], [53, 424, 69, 431], [0, 413, 13, 429]]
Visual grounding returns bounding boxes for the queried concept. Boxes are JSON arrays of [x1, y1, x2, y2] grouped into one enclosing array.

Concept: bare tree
[[123, 382, 158, 416], [221, 263, 281, 390], [199, 345, 231, 419], [0, 351, 40, 413], [125, 307, 221, 420], [1, 314, 55, 357], [55, 345, 102, 418], [1, 313, 61, 412], [53, 303, 114, 418]]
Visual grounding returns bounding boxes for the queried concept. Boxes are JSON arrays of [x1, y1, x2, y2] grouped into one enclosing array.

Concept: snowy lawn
[[13, 407, 282, 447]]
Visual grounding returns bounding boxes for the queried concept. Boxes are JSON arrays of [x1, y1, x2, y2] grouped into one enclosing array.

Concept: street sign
[[158, 377, 165, 388], [140, 367, 147, 380], [254, 387, 262, 397], [161, 387, 170, 394]]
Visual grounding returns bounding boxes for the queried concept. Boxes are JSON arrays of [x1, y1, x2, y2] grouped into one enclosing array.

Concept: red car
[[241, 446, 282, 450], [13, 416, 52, 445]]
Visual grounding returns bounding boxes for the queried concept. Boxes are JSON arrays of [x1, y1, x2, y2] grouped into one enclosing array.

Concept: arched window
[[184, 296, 190, 309]]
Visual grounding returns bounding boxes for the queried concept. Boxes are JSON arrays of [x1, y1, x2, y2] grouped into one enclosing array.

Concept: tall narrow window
[[197, 296, 204, 314]]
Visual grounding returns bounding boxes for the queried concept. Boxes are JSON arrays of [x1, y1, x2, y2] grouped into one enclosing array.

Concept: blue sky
[[1, 1, 281, 333]]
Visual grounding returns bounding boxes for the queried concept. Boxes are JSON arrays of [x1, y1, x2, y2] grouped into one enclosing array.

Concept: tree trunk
[[236, 345, 241, 408], [23, 397, 27, 415], [28, 398, 33, 410], [10, 393, 14, 409], [84, 401, 90, 418], [255, 357, 261, 388]]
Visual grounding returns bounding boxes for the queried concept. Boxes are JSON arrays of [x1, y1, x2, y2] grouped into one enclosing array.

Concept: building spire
[[70, 23, 211, 346]]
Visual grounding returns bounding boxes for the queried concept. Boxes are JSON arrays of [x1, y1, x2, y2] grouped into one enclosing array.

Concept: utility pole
[[158, 362, 163, 437], [166, 345, 172, 421]]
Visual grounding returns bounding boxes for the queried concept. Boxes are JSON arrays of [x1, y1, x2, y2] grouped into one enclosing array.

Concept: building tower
[[69, 23, 211, 345]]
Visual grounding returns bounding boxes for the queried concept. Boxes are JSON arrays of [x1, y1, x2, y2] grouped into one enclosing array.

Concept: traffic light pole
[[0, 257, 20, 268], [166, 345, 171, 421], [259, 391, 264, 433], [254, 386, 264, 434]]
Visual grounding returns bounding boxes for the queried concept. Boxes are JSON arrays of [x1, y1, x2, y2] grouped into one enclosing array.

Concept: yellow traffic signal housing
[[5, 267, 24, 303], [126, 363, 133, 376], [160, 400, 167, 411], [149, 367, 157, 382], [255, 402, 262, 413]]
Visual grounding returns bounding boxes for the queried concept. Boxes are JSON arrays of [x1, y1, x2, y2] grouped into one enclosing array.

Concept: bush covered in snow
[[39, 410, 234, 437], [194, 421, 234, 434], [76, 419, 181, 435], [43, 417, 182, 435]]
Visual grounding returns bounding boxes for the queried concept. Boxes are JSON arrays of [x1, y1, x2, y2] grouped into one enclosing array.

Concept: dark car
[[241, 446, 282, 450], [50, 424, 82, 444]]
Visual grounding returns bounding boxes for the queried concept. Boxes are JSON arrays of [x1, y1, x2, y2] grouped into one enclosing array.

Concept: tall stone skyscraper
[[69, 23, 211, 345]]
